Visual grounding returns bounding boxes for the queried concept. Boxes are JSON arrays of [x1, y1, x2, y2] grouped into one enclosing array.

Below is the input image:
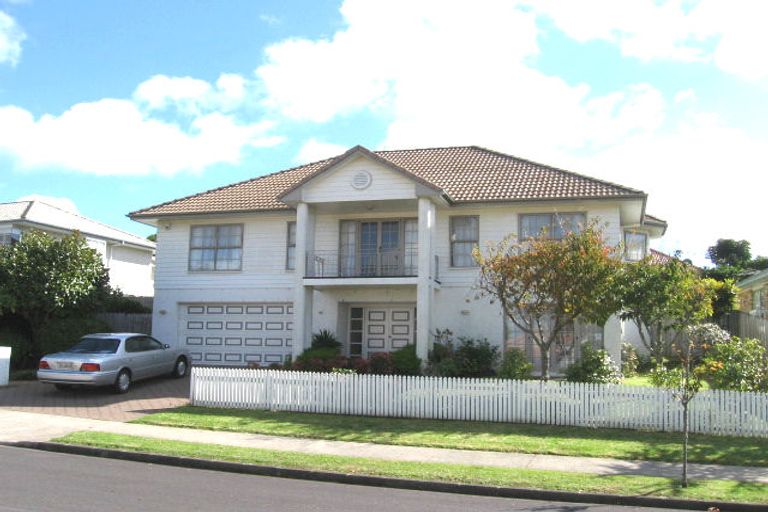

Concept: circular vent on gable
[[351, 170, 372, 190]]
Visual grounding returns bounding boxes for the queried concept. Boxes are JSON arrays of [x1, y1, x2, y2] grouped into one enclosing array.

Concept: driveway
[[0, 376, 189, 421]]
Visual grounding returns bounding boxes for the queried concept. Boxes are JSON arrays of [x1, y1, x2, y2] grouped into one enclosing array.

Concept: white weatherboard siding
[[300, 155, 419, 203], [108, 245, 155, 297], [152, 200, 633, 365]]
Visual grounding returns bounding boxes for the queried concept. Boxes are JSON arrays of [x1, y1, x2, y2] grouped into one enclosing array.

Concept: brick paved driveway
[[0, 376, 189, 422]]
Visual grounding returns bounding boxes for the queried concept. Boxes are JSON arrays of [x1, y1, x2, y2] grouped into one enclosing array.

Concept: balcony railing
[[305, 250, 418, 278]]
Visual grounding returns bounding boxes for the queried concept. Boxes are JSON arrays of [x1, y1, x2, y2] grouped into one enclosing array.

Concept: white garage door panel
[[179, 303, 293, 366]]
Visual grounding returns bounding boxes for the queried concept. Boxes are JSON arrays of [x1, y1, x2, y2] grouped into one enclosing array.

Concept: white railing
[[190, 367, 768, 438]]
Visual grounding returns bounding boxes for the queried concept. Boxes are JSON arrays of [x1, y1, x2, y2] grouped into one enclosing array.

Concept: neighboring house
[[129, 145, 666, 368], [0, 200, 155, 297], [737, 268, 768, 318]]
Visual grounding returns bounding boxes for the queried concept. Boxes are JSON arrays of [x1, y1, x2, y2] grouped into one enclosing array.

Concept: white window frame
[[449, 215, 479, 268], [188, 224, 243, 272], [286, 221, 296, 270], [519, 212, 586, 241], [624, 231, 648, 262]]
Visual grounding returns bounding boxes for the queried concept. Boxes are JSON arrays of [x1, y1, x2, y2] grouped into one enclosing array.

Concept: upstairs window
[[189, 224, 243, 271], [520, 213, 586, 240], [450, 216, 479, 267], [624, 231, 648, 261], [286, 221, 296, 270]]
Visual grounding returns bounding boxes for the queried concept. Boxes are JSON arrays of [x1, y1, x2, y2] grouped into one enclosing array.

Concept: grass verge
[[134, 406, 768, 467], [54, 431, 768, 505]]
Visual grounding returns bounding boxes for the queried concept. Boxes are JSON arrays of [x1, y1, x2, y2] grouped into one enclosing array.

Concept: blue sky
[[1, 0, 766, 266]]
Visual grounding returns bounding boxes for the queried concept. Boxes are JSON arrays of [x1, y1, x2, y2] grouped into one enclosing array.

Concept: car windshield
[[65, 337, 121, 354]]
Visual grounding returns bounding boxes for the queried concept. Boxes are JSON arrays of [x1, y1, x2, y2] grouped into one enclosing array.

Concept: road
[[0, 445, 682, 512]]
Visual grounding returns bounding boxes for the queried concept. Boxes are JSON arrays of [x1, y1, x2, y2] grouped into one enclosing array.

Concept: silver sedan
[[37, 333, 190, 393]]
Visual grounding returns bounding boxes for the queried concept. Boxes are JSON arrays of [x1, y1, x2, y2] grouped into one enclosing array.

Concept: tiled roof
[[650, 249, 674, 265], [0, 201, 155, 249], [130, 145, 645, 218]]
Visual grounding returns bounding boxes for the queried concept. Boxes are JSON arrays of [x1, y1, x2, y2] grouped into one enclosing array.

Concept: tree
[[707, 239, 752, 268], [650, 323, 727, 488], [620, 258, 715, 364], [146, 233, 157, 242], [0, 230, 109, 364], [474, 223, 623, 380]]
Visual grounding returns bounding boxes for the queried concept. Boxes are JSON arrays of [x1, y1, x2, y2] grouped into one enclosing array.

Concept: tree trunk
[[539, 346, 550, 381], [682, 400, 689, 488]]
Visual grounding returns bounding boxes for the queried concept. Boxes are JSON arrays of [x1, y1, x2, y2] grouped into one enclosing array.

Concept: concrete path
[[1, 408, 766, 484]]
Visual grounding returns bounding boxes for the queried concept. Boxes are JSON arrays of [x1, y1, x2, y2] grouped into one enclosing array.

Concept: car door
[[123, 336, 156, 380], [147, 336, 175, 376]]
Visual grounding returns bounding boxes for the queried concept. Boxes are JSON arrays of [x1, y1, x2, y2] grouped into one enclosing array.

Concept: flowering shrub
[[702, 336, 768, 392], [565, 343, 622, 384]]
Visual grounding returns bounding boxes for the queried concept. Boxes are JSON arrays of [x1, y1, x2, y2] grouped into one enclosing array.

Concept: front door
[[349, 305, 416, 357]]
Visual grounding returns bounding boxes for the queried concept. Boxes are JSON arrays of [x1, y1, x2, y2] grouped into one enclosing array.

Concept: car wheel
[[114, 369, 131, 394], [54, 384, 72, 391], [172, 357, 188, 378]]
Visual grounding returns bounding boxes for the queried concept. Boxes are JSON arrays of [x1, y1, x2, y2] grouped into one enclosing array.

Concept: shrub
[[292, 346, 348, 372], [331, 367, 356, 375], [454, 337, 499, 377], [311, 329, 341, 349], [101, 290, 151, 313], [351, 357, 370, 374], [368, 352, 396, 374], [426, 331, 499, 377], [621, 342, 639, 377], [565, 343, 622, 384], [702, 337, 768, 392], [390, 344, 422, 375], [497, 348, 532, 380]]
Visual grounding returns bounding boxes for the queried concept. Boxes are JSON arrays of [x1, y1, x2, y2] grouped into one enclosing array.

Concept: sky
[[0, 0, 766, 266]]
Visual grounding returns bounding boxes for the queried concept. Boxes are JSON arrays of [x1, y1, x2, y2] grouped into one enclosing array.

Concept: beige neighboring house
[[737, 269, 768, 318], [130, 145, 666, 368], [0, 200, 155, 297]]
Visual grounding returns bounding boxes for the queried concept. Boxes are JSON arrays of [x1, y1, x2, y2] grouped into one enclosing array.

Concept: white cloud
[[254, 0, 767, 266], [0, 98, 282, 176], [15, 194, 78, 213], [529, 0, 768, 82], [295, 138, 347, 163], [0, 10, 24, 66], [133, 73, 250, 115]]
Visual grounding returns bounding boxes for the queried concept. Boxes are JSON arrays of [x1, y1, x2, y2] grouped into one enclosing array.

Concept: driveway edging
[[7, 441, 763, 512]]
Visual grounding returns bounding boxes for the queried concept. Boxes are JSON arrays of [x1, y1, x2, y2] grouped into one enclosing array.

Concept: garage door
[[179, 303, 293, 366]]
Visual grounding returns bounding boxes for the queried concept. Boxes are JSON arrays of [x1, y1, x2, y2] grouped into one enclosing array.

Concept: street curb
[[6, 441, 763, 511]]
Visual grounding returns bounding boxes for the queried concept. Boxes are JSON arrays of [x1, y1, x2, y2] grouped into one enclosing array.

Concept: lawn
[[621, 374, 710, 389], [134, 406, 768, 467], [55, 431, 768, 505]]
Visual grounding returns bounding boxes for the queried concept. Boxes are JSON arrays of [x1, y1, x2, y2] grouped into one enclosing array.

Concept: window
[[624, 231, 648, 261], [189, 224, 243, 271], [520, 213, 586, 240], [0, 232, 21, 246], [286, 222, 296, 270], [450, 216, 479, 267]]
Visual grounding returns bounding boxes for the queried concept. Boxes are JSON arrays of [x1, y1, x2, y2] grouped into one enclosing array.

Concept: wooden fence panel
[[189, 367, 768, 438]]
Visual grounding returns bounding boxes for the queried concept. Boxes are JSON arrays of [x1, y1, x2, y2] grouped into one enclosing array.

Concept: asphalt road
[[0, 445, 682, 512]]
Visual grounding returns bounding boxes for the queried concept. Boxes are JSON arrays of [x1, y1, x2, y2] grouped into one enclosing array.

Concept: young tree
[[650, 323, 726, 488], [620, 258, 715, 364], [0, 230, 109, 363], [474, 223, 622, 380]]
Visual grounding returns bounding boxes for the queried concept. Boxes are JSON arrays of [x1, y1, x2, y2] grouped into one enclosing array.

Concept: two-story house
[[130, 145, 666, 369], [0, 200, 156, 297]]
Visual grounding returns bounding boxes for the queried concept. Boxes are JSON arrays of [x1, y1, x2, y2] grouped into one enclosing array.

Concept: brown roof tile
[[130, 146, 645, 218]]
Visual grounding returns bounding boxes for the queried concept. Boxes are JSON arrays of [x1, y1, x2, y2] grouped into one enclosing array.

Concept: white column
[[603, 314, 624, 364], [416, 197, 435, 362], [292, 202, 315, 359]]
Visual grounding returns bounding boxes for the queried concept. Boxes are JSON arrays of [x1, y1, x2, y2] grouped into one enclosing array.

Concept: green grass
[[134, 406, 768, 467], [54, 431, 768, 505], [621, 374, 710, 389]]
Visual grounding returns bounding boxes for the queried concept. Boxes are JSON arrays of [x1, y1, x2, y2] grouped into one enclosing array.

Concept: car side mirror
[[164, 344, 170, 349]]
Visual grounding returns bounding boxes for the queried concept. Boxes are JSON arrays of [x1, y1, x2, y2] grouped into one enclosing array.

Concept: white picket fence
[[190, 367, 768, 438]]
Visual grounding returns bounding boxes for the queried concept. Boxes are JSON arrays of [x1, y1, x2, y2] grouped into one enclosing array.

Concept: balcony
[[305, 250, 418, 278]]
